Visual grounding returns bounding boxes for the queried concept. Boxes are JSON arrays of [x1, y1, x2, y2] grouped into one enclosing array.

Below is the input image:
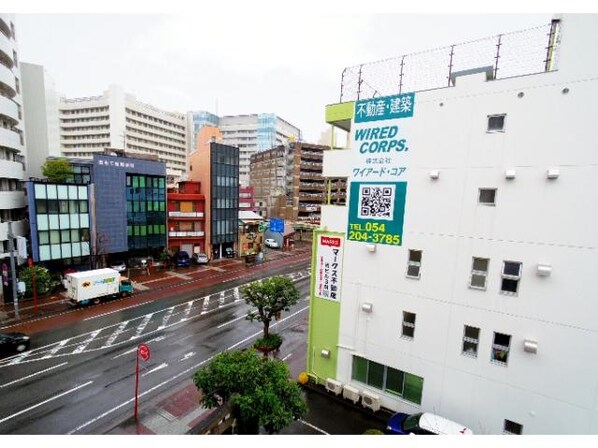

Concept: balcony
[[0, 95, 18, 123], [0, 127, 20, 150], [0, 218, 27, 242], [0, 190, 25, 209], [168, 231, 205, 238], [168, 211, 204, 218], [0, 36, 13, 68], [0, 159, 25, 179], [0, 64, 15, 97]]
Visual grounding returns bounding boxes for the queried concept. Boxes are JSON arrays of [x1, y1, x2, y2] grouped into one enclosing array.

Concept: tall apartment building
[[188, 111, 301, 186], [250, 141, 346, 223], [308, 15, 598, 434], [0, 13, 28, 265], [21, 82, 187, 184]]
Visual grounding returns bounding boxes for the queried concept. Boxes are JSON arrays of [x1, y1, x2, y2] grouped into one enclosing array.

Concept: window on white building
[[501, 261, 522, 295], [462, 325, 480, 357], [470, 257, 489, 289], [491, 332, 511, 365], [487, 114, 506, 132], [406, 249, 422, 279], [478, 188, 497, 206], [504, 419, 523, 435], [402, 311, 416, 339]]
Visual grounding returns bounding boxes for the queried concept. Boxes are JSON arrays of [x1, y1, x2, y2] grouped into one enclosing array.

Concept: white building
[[309, 14, 598, 434], [22, 81, 188, 184], [188, 111, 301, 186], [0, 13, 28, 261], [60, 85, 187, 183], [20, 62, 61, 179]]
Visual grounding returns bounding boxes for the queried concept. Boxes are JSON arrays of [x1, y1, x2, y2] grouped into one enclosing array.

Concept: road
[[0, 256, 311, 434]]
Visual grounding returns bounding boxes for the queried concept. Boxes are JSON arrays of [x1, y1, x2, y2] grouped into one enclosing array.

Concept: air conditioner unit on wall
[[325, 378, 342, 395], [361, 390, 381, 412], [342, 384, 361, 404]]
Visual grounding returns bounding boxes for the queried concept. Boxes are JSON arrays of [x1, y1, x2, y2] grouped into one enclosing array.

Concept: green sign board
[[347, 181, 407, 246]]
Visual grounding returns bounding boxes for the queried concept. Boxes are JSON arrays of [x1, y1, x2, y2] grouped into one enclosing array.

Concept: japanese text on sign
[[315, 235, 344, 302]]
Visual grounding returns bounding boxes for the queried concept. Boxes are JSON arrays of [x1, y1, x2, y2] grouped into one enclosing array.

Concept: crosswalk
[[0, 270, 311, 368]]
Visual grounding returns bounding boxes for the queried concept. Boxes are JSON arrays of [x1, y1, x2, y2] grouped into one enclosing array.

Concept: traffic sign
[[138, 344, 150, 361]]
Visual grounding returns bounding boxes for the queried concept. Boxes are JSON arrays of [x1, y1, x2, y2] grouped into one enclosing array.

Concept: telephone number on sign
[[348, 231, 401, 245]]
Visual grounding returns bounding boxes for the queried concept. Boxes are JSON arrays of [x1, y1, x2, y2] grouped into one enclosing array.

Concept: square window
[[491, 332, 511, 365], [402, 311, 416, 339], [462, 325, 480, 357], [406, 249, 422, 279], [470, 257, 489, 290], [504, 419, 523, 435], [478, 188, 497, 206], [487, 114, 506, 132], [501, 261, 522, 295]]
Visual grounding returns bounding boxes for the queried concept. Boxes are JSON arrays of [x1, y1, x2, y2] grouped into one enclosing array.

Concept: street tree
[[18, 265, 52, 297], [42, 158, 73, 182], [241, 276, 299, 347], [192, 349, 307, 434]]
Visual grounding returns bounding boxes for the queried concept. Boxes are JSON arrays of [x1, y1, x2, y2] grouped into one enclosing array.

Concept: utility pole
[[7, 221, 19, 320]]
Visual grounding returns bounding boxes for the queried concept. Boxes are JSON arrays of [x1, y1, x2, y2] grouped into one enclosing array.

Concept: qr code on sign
[[358, 184, 395, 221]]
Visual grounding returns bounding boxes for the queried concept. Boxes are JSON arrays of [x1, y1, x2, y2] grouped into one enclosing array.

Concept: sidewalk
[[0, 240, 313, 328]]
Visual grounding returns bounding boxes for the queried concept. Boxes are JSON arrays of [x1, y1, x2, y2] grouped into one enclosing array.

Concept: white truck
[[65, 268, 133, 306]]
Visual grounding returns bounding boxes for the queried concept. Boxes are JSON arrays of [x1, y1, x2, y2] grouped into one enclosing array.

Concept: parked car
[[110, 260, 127, 273], [386, 412, 473, 435], [176, 251, 191, 267], [224, 247, 237, 258], [0, 332, 31, 356], [192, 253, 209, 265], [264, 238, 279, 248]]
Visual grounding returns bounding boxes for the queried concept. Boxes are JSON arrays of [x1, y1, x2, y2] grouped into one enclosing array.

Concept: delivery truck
[[65, 268, 134, 306]]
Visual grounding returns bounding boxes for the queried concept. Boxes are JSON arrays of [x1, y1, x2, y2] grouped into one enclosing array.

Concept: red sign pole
[[134, 344, 150, 421], [28, 258, 37, 313], [134, 348, 140, 420]]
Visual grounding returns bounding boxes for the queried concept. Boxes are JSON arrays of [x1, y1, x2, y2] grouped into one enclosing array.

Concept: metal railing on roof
[[339, 20, 560, 102]]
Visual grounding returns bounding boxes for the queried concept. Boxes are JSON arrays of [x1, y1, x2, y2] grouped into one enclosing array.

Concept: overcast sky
[[12, 6, 557, 142]]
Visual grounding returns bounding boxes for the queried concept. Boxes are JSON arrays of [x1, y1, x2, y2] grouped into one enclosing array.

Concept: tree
[[42, 158, 73, 182], [192, 349, 307, 434], [241, 275, 300, 341], [18, 266, 52, 297]]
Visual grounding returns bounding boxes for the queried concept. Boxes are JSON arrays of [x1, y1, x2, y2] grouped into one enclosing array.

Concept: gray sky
[[13, 8, 555, 142]]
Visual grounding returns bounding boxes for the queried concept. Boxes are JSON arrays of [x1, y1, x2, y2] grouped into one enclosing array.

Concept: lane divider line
[[0, 362, 68, 389]]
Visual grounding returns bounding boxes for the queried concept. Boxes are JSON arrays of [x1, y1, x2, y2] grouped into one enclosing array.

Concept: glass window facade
[[126, 174, 167, 250], [352, 355, 424, 405], [34, 183, 90, 264], [211, 143, 239, 245]]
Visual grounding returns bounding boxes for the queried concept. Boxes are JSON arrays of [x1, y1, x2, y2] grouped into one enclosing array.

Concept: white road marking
[[158, 306, 175, 330], [282, 353, 292, 362], [72, 330, 101, 354], [176, 300, 193, 321], [0, 362, 68, 389], [105, 322, 129, 347], [131, 313, 154, 339], [298, 419, 329, 434], [8, 350, 33, 365], [180, 352, 195, 361], [68, 357, 215, 434], [217, 314, 247, 329], [0, 381, 93, 425], [83, 303, 145, 321], [142, 362, 168, 377], [112, 347, 137, 360], [42, 340, 69, 359]]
